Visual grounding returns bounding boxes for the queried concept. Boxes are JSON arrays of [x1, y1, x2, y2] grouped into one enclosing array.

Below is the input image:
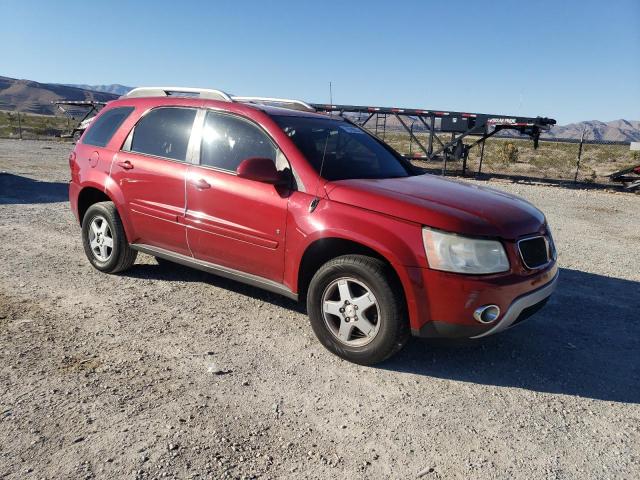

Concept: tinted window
[[130, 107, 196, 161], [200, 112, 276, 171], [272, 115, 410, 181], [82, 107, 133, 147]]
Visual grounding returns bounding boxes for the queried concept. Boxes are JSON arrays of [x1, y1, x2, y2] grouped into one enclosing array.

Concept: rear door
[[184, 110, 290, 281], [112, 107, 197, 255]]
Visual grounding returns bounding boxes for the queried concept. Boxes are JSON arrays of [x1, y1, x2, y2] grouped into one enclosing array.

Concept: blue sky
[[2, 0, 639, 124]]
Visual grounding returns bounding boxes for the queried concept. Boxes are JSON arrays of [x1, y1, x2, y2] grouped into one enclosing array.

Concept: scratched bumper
[[410, 262, 558, 338]]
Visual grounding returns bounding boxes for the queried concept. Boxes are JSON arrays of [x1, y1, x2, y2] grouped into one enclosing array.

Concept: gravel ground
[[0, 139, 639, 479]]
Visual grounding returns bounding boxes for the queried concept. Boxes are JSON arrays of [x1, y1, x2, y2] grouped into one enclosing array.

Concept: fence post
[[574, 128, 586, 182], [17, 112, 23, 140]]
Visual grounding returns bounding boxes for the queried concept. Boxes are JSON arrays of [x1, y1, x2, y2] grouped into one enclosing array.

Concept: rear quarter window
[[82, 107, 134, 147]]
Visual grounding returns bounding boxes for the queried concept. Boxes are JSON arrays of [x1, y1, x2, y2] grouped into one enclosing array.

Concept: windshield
[[272, 115, 411, 181]]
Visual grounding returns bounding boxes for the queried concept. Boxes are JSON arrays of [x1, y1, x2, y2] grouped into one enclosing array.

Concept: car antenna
[[309, 82, 336, 213], [309, 130, 332, 213]]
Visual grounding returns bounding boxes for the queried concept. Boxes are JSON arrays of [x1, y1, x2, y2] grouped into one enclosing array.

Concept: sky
[[1, 0, 639, 124]]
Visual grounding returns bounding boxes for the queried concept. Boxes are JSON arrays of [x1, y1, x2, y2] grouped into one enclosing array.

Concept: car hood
[[325, 174, 546, 239]]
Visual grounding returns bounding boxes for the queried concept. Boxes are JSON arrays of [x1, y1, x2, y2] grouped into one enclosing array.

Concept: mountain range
[[542, 119, 640, 142], [0, 75, 118, 115], [1, 75, 638, 142]]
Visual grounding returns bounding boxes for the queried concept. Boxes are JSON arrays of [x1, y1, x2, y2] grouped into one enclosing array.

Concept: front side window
[[82, 107, 134, 147], [272, 115, 411, 181], [200, 111, 276, 171], [129, 107, 197, 161]]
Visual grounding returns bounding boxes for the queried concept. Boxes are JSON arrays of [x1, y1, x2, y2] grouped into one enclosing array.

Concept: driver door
[[184, 110, 290, 282]]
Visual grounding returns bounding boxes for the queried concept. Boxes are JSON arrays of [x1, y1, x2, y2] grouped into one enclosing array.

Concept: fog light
[[473, 305, 501, 324]]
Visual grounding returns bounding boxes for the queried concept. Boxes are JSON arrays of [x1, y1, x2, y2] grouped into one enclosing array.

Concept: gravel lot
[[0, 139, 639, 479]]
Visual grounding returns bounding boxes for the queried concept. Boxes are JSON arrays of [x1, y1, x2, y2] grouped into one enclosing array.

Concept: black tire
[[81, 201, 137, 273], [306, 255, 409, 365]]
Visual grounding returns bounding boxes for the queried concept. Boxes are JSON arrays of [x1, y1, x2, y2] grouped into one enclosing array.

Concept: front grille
[[518, 236, 549, 269]]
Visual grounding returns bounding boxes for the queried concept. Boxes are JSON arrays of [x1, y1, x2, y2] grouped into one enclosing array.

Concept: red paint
[[69, 96, 556, 337]]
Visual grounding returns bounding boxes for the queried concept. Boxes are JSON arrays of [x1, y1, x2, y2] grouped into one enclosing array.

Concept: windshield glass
[[272, 115, 410, 181]]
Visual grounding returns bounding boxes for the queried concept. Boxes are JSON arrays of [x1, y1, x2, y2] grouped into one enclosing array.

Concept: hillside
[[0, 76, 118, 115]]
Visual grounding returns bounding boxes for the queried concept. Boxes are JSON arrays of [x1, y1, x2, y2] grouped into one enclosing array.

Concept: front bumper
[[410, 264, 558, 338], [470, 271, 557, 338]]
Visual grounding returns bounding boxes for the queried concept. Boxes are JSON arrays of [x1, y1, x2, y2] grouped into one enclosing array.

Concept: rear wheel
[[82, 201, 137, 273], [306, 255, 409, 365]]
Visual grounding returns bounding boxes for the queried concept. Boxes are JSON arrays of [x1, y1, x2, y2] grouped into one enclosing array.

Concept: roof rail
[[231, 96, 314, 112], [123, 87, 232, 102]]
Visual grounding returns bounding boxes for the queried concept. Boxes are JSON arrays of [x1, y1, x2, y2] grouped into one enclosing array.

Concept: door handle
[[117, 160, 134, 170], [189, 178, 211, 189]]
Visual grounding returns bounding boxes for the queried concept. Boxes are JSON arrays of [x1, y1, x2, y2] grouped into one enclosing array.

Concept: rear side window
[[82, 107, 134, 147], [130, 107, 197, 161], [200, 111, 276, 171]]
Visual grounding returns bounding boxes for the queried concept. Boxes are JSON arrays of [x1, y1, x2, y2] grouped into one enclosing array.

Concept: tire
[[306, 255, 409, 365], [81, 201, 137, 273]]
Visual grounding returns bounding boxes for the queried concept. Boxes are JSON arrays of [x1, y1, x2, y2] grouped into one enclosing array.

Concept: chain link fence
[[0, 111, 72, 140]]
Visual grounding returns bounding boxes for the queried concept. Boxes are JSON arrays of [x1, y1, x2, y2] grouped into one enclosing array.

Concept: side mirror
[[236, 157, 285, 185]]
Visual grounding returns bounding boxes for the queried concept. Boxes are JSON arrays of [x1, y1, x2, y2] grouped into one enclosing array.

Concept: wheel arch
[[76, 183, 134, 242], [77, 186, 112, 224], [296, 237, 407, 308]]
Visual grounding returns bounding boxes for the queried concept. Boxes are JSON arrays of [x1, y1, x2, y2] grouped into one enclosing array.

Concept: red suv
[[68, 87, 558, 365]]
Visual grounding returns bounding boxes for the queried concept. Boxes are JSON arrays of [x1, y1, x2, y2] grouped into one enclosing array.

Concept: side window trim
[[120, 106, 199, 164]]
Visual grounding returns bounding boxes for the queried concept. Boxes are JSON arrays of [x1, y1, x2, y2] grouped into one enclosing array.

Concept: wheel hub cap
[[321, 277, 380, 347], [344, 304, 356, 318], [88, 215, 113, 262]]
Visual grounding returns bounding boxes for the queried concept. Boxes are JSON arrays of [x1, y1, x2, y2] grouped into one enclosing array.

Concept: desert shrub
[[496, 142, 519, 165]]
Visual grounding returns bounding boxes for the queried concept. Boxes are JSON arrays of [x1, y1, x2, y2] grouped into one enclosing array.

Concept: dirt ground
[[0, 139, 638, 480]]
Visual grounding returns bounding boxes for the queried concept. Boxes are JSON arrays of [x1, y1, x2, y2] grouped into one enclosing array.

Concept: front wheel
[[82, 201, 137, 273], [306, 255, 409, 365]]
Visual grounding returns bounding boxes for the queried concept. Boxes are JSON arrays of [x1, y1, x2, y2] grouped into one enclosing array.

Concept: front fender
[[283, 193, 428, 330]]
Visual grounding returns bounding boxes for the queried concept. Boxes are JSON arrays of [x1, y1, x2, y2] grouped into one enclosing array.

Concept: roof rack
[[231, 96, 314, 112], [120, 87, 314, 112], [123, 87, 232, 101]]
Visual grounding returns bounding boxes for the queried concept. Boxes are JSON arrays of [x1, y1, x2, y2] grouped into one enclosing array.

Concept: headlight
[[422, 227, 509, 274]]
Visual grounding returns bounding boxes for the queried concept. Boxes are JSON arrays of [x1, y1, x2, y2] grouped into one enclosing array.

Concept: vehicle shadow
[[379, 267, 640, 404], [0, 173, 68, 204], [124, 261, 305, 313]]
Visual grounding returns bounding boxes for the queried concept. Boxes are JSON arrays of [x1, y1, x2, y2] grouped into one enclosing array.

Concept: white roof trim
[[123, 87, 232, 102], [231, 96, 314, 111]]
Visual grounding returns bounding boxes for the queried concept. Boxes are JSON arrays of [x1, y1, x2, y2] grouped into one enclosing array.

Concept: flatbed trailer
[[310, 103, 556, 174], [53, 100, 106, 139]]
